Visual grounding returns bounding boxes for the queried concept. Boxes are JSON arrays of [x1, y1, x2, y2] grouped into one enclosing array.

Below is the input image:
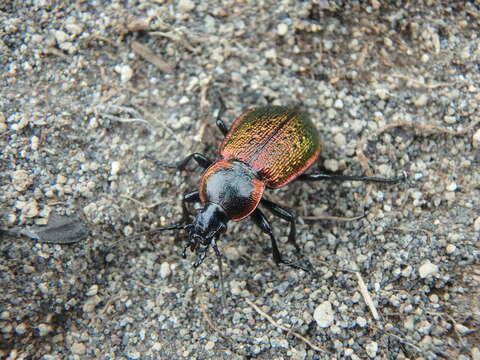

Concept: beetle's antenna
[[211, 238, 226, 308]]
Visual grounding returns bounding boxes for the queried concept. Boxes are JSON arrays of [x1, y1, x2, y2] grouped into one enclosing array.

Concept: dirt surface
[[1, 1, 479, 359]]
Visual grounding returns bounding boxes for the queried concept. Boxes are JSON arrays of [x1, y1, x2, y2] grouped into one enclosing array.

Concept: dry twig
[[131, 41, 173, 73], [355, 272, 380, 320], [303, 214, 365, 222], [244, 298, 329, 354]]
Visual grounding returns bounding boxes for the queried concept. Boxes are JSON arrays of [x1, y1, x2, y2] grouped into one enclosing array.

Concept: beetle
[[154, 104, 404, 271]]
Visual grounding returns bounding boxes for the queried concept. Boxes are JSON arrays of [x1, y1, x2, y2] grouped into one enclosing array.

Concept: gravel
[[1, 1, 479, 359]]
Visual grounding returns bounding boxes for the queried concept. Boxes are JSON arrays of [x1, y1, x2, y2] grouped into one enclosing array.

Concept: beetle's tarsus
[[215, 96, 229, 136]]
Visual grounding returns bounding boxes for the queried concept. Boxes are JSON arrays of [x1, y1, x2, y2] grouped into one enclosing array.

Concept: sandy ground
[[1, 1, 479, 359]]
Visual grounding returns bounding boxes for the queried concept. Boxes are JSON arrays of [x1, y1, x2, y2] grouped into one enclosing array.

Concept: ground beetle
[[155, 103, 404, 271]]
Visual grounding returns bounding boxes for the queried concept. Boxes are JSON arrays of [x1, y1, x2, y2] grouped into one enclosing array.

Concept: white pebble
[[15, 323, 27, 335], [265, 48, 277, 60], [473, 129, 480, 149], [12, 169, 33, 191], [86, 284, 99, 296], [356, 316, 367, 327], [119, 65, 133, 82], [37, 323, 53, 336], [65, 23, 83, 35], [22, 199, 39, 218], [446, 182, 457, 192], [111, 161, 121, 175], [474, 216, 480, 232], [31, 136, 39, 151], [414, 94, 429, 107], [160, 262, 171, 278], [472, 347, 480, 360], [324, 159, 339, 172], [365, 341, 378, 358], [419, 261, 439, 278], [54, 30, 68, 43], [277, 23, 288, 36], [313, 301, 334, 328], [334, 99, 344, 109], [445, 244, 456, 254], [334, 133, 346, 147], [71, 342, 86, 355], [178, 0, 195, 11]]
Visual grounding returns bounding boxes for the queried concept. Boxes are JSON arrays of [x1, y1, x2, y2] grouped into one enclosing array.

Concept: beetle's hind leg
[[261, 199, 299, 252], [298, 172, 406, 184], [250, 208, 310, 272]]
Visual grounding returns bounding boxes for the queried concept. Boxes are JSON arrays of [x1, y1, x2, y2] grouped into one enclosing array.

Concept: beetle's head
[[183, 203, 228, 267]]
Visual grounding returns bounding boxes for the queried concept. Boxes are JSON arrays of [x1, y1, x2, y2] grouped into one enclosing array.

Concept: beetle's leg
[[250, 209, 310, 272], [215, 96, 229, 136], [298, 171, 406, 184], [182, 190, 200, 222], [151, 152, 213, 170], [261, 199, 299, 252]]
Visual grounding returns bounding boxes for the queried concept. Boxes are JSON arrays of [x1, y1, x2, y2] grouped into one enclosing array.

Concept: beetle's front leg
[[181, 190, 200, 223]]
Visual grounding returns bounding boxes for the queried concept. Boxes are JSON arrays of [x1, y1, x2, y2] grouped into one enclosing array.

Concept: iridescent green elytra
[[219, 106, 321, 188]]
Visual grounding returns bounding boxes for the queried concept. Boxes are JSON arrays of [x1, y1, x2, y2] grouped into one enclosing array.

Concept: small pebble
[[445, 244, 456, 254], [86, 284, 99, 296], [419, 261, 439, 278], [472, 347, 480, 360], [265, 48, 277, 60], [178, 0, 195, 11], [473, 129, 480, 149], [0, 311, 10, 320], [116, 65, 133, 82], [473, 216, 480, 232], [160, 262, 171, 278], [365, 341, 378, 358], [334, 99, 344, 109], [71, 342, 86, 355], [414, 94, 429, 107], [356, 316, 367, 327], [65, 23, 83, 35], [205, 340, 215, 351], [446, 182, 457, 192], [15, 323, 27, 335], [314, 301, 334, 328], [277, 23, 288, 36], [12, 170, 33, 191], [37, 324, 53, 336], [324, 159, 339, 172], [111, 161, 121, 175], [54, 30, 68, 43], [334, 133, 346, 147], [22, 199, 39, 218]]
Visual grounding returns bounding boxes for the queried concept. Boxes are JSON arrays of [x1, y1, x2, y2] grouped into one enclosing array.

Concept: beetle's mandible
[[154, 104, 404, 271]]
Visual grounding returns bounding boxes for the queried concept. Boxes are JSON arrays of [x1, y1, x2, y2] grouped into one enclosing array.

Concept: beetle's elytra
[[156, 105, 404, 271]]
